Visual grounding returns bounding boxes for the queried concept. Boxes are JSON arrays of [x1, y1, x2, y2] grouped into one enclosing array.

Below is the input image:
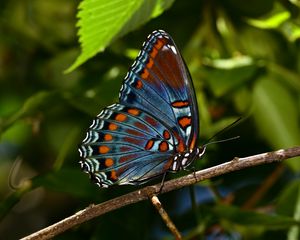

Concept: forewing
[[119, 30, 199, 150]]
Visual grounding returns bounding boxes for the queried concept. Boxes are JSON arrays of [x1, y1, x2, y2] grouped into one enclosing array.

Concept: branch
[[21, 146, 300, 240], [150, 195, 182, 239]]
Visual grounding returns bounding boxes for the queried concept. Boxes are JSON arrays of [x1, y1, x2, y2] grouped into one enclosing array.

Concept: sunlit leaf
[[203, 57, 257, 97], [67, 0, 175, 72], [247, 11, 290, 29]]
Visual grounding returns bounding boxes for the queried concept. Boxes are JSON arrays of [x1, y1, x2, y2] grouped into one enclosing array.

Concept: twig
[[21, 146, 300, 240], [150, 195, 182, 240]]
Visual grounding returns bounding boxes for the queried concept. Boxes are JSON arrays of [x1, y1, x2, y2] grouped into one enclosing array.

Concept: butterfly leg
[[157, 172, 168, 194], [190, 166, 198, 183], [183, 166, 199, 184]]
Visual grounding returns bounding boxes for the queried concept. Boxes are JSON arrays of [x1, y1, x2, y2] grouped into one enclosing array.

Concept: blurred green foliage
[[0, 0, 300, 239]]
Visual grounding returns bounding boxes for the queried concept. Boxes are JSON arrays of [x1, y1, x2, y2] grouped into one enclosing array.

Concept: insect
[[78, 30, 206, 188]]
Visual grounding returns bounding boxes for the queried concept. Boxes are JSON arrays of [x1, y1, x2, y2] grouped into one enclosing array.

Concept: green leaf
[[0, 91, 61, 135], [214, 205, 300, 229], [203, 57, 257, 97], [66, 0, 175, 72], [247, 11, 290, 29], [277, 180, 300, 217], [33, 168, 98, 198], [252, 77, 300, 171], [288, 184, 300, 240], [277, 180, 300, 240]]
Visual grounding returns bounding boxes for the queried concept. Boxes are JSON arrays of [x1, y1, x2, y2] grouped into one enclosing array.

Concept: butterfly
[[78, 30, 206, 188]]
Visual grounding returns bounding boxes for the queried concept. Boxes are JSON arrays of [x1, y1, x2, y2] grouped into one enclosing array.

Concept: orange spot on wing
[[141, 69, 149, 79], [149, 39, 166, 58], [154, 39, 165, 50], [177, 139, 185, 152], [104, 134, 113, 141], [99, 146, 110, 154], [135, 80, 143, 89], [127, 108, 140, 116], [105, 158, 114, 167], [172, 101, 189, 108], [163, 130, 170, 140], [159, 141, 168, 152], [145, 139, 154, 150], [115, 113, 127, 122], [150, 48, 158, 58], [110, 170, 118, 181], [108, 123, 118, 131], [146, 58, 154, 69], [178, 117, 191, 130]]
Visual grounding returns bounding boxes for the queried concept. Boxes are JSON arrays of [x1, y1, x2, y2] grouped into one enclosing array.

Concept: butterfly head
[[170, 146, 206, 171]]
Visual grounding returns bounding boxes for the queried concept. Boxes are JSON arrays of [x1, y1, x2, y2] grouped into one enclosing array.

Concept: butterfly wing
[[119, 30, 199, 151], [79, 104, 176, 187], [79, 30, 201, 187]]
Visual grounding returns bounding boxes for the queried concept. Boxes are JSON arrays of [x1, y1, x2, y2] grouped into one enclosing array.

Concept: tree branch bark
[[21, 146, 300, 240], [150, 195, 182, 239]]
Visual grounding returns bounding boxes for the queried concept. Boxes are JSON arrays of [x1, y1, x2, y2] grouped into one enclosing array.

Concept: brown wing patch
[[123, 137, 141, 145], [120, 146, 133, 152], [145, 115, 157, 127], [126, 129, 145, 137]]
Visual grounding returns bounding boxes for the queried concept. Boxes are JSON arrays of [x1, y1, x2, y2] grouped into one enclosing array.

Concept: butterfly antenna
[[204, 136, 240, 147], [203, 117, 242, 146]]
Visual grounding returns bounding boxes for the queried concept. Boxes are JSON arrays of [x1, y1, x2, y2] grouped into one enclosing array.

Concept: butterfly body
[[79, 30, 206, 188]]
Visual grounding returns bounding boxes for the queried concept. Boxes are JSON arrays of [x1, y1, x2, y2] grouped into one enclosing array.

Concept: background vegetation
[[0, 0, 300, 239]]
